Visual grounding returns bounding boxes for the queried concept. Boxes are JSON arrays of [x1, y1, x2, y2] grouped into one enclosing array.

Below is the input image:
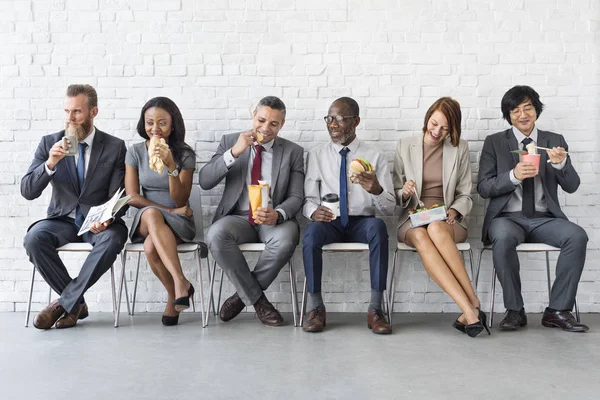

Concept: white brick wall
[[1, 0, 599, 314]]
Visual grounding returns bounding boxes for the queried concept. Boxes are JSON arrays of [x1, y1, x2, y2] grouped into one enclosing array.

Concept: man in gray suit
[[478, 85, 588, 332], [199, 96, 304, 326], [22, 84, 128, 329]]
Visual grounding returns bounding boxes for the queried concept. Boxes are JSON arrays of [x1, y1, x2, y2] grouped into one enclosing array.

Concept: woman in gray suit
[[125, 97, 196, 326], [393, 97, 488, 337]]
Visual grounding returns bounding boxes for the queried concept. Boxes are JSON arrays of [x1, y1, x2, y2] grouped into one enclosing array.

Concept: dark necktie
[[521, 137, 535, 218], [339, 147, 349, 227], [75, 142, 88, 227], [248, 145, 264, 224]]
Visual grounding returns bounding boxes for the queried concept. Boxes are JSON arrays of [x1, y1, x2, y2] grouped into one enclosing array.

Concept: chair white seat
[[322, 243, 369, 251], [124, 242, 203, 253], [396, 242, 472, 252], [56, 243, 94, 252], [482, 243, 559, 252], [237, 243, 267, 252]]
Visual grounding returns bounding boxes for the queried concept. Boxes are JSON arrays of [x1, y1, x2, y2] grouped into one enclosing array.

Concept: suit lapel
[[442, 138, 457, 204], [65, 154, 80, 193], [410, 136, 423, 197], [271, 138, 282, 192], [81, 129, 104, 194], [505, 129, 520, 167]]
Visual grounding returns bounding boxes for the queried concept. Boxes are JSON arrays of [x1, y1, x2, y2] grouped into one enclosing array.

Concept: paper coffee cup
[[62, 135, 78, 156], [321, 193, 339, 217]]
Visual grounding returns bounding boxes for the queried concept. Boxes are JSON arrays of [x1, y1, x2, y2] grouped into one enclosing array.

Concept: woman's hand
[[153, 142, 176, 172], [446, 208, 460, 225], [401, 180, 416, 202], [171, 206, 193, 217]]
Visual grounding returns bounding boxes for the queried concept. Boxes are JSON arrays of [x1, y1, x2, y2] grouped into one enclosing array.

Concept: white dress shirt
[[303, 138, 396, 220], [505, 126, 565, 213]]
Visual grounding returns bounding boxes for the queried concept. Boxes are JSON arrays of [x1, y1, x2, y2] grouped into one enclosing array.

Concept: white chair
[[477, 243, 581, 327], [115, 185, 209, 327], [207, 243, 299, 327], [388, 242, 474, 324], [299, 243, 391, 327], [25, 242, 122, 327]]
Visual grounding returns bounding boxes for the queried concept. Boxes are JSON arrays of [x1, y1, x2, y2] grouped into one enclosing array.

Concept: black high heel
[[452, 318, 466, 334], [161, 314, 179, 326], [465, 309, 491, 338], [173, 283, 195, 312]]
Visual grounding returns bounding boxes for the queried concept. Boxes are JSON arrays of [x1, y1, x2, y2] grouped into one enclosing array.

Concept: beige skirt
[[397, 219, 468, 244]]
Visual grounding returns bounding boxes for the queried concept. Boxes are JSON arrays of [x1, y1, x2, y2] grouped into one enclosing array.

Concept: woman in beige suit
[[393, 97, 488, 337]]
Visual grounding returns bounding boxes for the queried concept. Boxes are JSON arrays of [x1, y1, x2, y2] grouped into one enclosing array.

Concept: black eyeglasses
[[324, 115, 357, 124]]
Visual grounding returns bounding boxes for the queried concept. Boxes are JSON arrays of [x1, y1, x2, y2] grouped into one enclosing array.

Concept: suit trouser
[[23, 217, 128, 314], [488, 212, 588, 311], [206, 215, 299, 305], [302, 216, 389, 294]]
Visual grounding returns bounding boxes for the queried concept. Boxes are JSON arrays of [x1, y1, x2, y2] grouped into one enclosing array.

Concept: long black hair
[[136, 97, 194, 168]]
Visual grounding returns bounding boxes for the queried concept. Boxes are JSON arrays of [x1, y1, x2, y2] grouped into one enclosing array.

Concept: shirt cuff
[[509, 169, 521, 185], [223, 149, 236, 168], [551, 158, 567, 170], [274, 208, 287, 221], [45, 162, 56, 176]]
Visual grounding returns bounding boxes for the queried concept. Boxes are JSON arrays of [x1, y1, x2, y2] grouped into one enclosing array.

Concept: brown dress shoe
[[55, 303, 85, 329], [33, 299, 65, 330], [302, 305, 326, 333], [253, 294, 283, 327], [368, 309, 392, 334], [542, 308, 589, 332], [219, 292, 246, 322], [78, 303, 89, 320]]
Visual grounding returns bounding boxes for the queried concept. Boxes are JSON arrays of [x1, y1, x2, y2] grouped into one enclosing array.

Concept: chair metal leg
[[206, 255, 216, 316], [48, 286, 52, 304], [388, 248, 399, 325], [195, 251, 207, 328], [205, 260, 218, 326], [288, 260, 298, 327], [468, 249, 475, 291], [299, 277, 308, 327], [489, 267, 496, 328], [122, 270, 131, 315], [110, 265, 117, 326], [216, 268, 224, 314], [545, 251, 552, 303], [574, 298, 580, 322], [116, 251, 128, 327], [131, 253, 141, 316], [476, 248, 485, 292], [25, 266, 36, 327]]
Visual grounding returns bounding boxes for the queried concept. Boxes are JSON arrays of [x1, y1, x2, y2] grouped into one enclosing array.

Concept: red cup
[[522, 153, 541, 174]]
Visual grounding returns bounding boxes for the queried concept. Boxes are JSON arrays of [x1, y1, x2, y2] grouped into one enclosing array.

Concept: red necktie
[[249, 145, 264, 224]]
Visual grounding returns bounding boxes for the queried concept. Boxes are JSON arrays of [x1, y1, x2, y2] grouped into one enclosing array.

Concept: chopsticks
[[535, 146, 568, 155]]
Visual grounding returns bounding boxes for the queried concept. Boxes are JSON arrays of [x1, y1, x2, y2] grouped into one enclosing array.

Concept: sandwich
[[149, 136, 169, 174]]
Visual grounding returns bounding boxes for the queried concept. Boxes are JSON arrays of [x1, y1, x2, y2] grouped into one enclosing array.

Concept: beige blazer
[[393, 135, 473, 231]]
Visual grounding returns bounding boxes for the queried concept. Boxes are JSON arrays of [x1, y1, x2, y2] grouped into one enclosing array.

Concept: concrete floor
[[1, 312, 599, 400]]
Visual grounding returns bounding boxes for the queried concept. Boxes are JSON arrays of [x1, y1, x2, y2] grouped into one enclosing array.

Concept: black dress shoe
[[499, 308, 527, 330], [542, 308, 589, 332], [161, 314, 179, 326], [253, 294, 283, 327], [219, 292, 245, 322]]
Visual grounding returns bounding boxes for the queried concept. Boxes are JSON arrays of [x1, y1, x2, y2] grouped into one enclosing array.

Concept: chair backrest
[[188, 185, 205, 242]]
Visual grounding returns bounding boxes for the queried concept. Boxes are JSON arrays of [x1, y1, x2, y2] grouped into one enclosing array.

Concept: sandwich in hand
[[149, 136, 169, 174], [349, 157, 374, 183]]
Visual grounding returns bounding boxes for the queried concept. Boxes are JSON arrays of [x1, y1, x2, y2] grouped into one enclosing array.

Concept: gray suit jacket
[[477, 128, 579, 244], [21, 128, 128, 229], [198, 133, 305, 223]]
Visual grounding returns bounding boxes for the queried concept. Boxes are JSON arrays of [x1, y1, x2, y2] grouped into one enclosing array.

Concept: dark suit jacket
[[21, 128, 128, 229], [198, 133, 305, 223], [477, 128, 579, 244]]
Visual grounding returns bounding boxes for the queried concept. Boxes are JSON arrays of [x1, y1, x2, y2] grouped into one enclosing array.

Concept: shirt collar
[[80, 127, 96, 150], [257, 137, 275, 152], [512, 126, 538, 144], [332, 137, 360, 154]]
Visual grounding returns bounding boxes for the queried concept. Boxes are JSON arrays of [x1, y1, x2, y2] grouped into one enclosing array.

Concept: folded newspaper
[[77, 188, 131, 236]]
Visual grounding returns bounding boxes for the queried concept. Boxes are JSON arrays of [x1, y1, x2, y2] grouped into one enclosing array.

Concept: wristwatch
[[167, 167, 179, 177], [276, 211, 285, 225]]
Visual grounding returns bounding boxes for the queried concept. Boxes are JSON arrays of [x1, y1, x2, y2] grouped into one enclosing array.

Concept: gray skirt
[[129, 206, 196, 244]]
